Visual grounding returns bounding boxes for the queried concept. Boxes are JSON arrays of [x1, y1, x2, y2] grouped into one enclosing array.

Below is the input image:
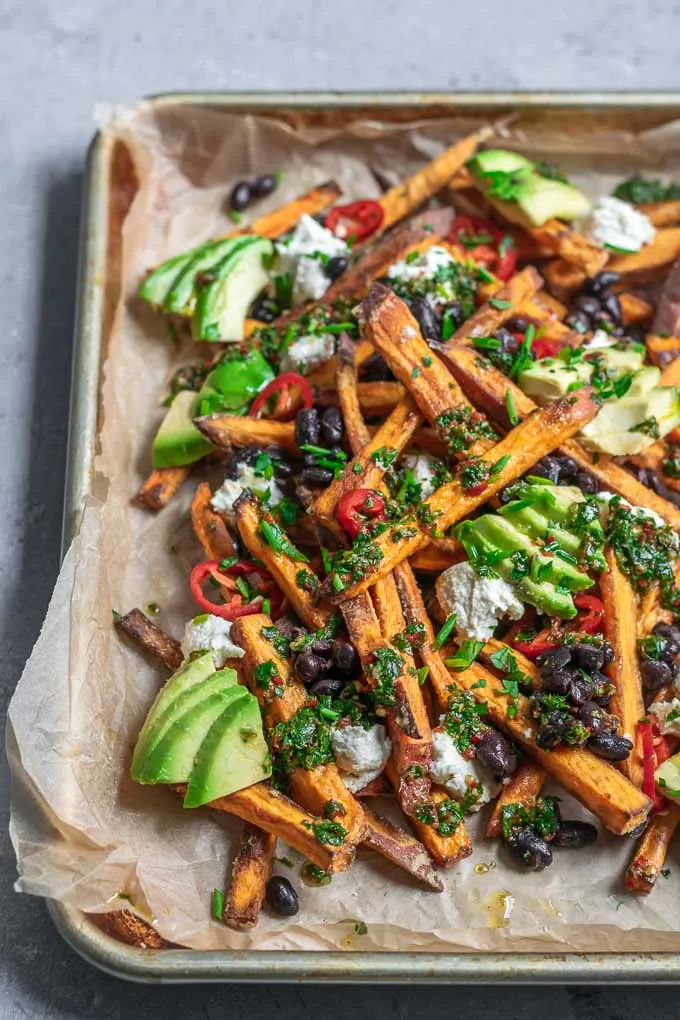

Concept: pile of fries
[[115, 124, 680, 938]]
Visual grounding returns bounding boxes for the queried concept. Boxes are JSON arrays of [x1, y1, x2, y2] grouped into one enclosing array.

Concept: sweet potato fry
[[450, 267, 543, 342], [232, 613, 366, 867], [647, 334, 680, 370], [408, 537, 465, 573], [619, 291, 653, 326], [485, 762, 546, 839], [529, 219, 608, 276], [360, 807, 445, 890], [324, 388, 599, 601], [440, 343, 680, 532], [360, 284, 498, 455], [314, 380, 406, 420], [640, 200, 680, 228], [450, 661, 651, 835], [194, 414, 299, 455], [336, 353, 371, 456], [311, 394, 422, 532], [628, 440, 680, 497], [240, 180, 342, 240], [625, 804, 680, 894], [661, 355, 680, 388], [114, 609, 184, 671], [136, 467, 189, 511], [545, 229, 680, 299], [600, 548, 646, 788], [376, 126, 493, 234], [191, 482, 236, 560], [224, 824, 277, 930], [306, 339, 374, 389], [235, 494, 332, 631]]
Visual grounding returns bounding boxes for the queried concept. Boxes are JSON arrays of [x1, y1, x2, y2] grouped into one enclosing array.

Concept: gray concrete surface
[[2, 0, 680, 1015]]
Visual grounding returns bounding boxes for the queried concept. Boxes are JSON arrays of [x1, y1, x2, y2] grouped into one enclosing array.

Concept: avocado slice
[[656, 752, 680, 803], [456, 519, 578, 620], [500, 502, 582, 557], [580, 385, 680, 456], [151, 390, 213, 469], [137, 685, 248, 785], [192, 237, 274, 342], [132, 667, 239, 778], [513, 176, 591, 226], [519, 358, 592, 403], [470, 149, 534, 174], [163, 237, 249, 318], [598, 346, 646, 379], [131, 652, 215, 780], [183, 692, 271, 807], [139, 250, 197, 310]]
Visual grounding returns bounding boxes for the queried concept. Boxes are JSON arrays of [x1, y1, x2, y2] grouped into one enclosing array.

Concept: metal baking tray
[[53, 90, 680, 983]]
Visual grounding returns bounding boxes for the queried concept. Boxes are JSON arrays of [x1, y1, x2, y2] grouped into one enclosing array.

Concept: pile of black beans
[[295, 406, 345, 487], [524, 452, 599, 494], [274, 617, 362, 695], [230, 174, 279, 213], [505, 801, 598, 872], [639, 621, 680, 693], [564, 271, 625, 336], [533, 641, 634, 761]]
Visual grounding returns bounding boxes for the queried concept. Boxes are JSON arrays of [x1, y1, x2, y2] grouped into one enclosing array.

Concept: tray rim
[[54, 88, 680, 984]]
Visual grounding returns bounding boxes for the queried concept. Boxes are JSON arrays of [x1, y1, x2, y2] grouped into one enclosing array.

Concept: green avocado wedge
[[192, 236, 273, 342], [138, 249, 197, 309], [163, 237, 250, 318], [183, 692, 271, 808], [131, 667, 239, 778], [136, 685, 248, 786], [151, 390, 214, 469], [131, 652, 216, 781]]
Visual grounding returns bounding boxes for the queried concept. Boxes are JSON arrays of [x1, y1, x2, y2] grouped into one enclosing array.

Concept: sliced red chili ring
[[189, 559, 282, 620], [325, 200, 384, 243], [448, 215, 517, 282], [335, 488, 387, 540], [532, 337, 565, 360], [248, 372, 314, 419], [573, 593, 605, 635]]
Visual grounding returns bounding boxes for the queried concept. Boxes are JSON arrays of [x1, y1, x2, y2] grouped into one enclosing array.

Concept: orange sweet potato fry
[[191, 482, 236, 560], [625, 804, 680, 893], [485, 762, 546, 839], [224, 824, 277, 930], [136, 466, 189, 511], [114, 608, 184, 671], [450, 266, 543, 342], [194, 414, 299, 455]]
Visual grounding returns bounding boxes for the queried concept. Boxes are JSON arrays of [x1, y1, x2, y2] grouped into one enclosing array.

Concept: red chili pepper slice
[[510, 629, 559, 659], [448, 215, 517, 282], [189, 559, 282, 620], [573, 593, 605, 635], [532, 337, 565, 360], [639, 719, 661, 806], [336, 489, 387, 540], [325, 200, 384, 243], [249, 372, 314, 419]]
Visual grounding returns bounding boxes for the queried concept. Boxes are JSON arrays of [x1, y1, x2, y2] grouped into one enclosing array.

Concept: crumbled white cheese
[[649, 698, 680, 737], [435, 561, 524, 642], [585, 196, 656, 253], [211, 462, 283, 513], [181, 614, 244, 668], [595, 491, 668, 531], [331, 724, 391, 793], [276, 213, 348, 303], [387, 246, 457, 306], [403, 453, 439, 499], [429, 729, 500, 810], [280, 332, 335, 375], [582, 329, 618, 351]]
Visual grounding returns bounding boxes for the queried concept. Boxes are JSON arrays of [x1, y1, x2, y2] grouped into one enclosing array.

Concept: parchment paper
[[9, 100, 680, 953]]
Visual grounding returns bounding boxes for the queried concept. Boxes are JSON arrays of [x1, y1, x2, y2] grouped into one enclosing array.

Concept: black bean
[[250, 293, 280, 323], [599, 291, 622, 326], [584, 271, 621, 295], [493, 327, 519, 354], [325, 255, 349, 281], [565, 310, 591, 334], [531, 456, 562, 485], [252, 173, 278, 199], [311, 638, 333, 657], [579, 700, 609, 734], [410, 298, 440, 341], [574, 471, 599, 494], [536, 724, 563, 749], [601, 642, 615, 667], [275, 618, 307, 643], [300, 466, 334, 487], [570, 642, 605, 672], [569, 676, 594, 707], [588, 731, 633, 761], [593, 310, 615, 333], [331, 642, 361, 680], [474, 728, 518, 777], [554, 455, 578, 480], [265, 876, 299, 917], [572, 295, 602, 318], [553, 820, 598, 849], [361, 353, 395, 382], [537, 646, 573, 672], [295, 408, 320, 449], [640, 658, 674, 693], [507, 829, 553, 871], [230, 180, 252, 212], [320, 407, 344, 446], [309, 676, 345, 698], [504, 315, 529, 333], [653, 621, 680, 656], [541, 668, 575, 696], [294, 650, 329, 685]]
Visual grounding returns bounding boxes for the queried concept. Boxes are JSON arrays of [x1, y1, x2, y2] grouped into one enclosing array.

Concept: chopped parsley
[[613, 176, 680, 204], [443, 687, 488, 752], [272, 706, 335, 776], [367, 647, 404, 707], [435, 405, 496, 456], [370, 446, 398, 469], [306, 820, 348, 846], [501, 796, 560, 842], [261, 625, 291, 657]]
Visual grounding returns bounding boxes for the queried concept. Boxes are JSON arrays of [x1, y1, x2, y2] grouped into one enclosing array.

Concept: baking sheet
[[9, 98, 680, 954]]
